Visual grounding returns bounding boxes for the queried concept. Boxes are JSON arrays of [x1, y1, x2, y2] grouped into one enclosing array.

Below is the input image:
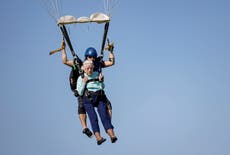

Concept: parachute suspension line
[[55, 0, 62, 19], [103, 0, 109, 15], [103, 0, 119, 16], [48, 0, 62, 20], [41, 0, 62, 22]]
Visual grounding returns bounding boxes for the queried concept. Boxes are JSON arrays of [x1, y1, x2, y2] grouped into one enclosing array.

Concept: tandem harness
[[83, 78, 105, 103]]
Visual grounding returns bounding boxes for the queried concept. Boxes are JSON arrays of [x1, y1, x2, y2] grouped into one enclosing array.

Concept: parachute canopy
[[58, 13, 110, 25]]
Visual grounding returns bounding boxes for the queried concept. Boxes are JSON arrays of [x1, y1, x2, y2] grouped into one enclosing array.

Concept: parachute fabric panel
[[58, 15, 78, 24], [77, 16, 91, 23], [58, 13, 110, 25], [90, 13, 110, 24]]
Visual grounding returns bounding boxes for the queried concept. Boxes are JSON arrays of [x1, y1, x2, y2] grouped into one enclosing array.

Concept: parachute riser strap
[[59, 24, 83, 77], [99, 22, 110, 73], [100, 22, 110, 56], [59, 25, 77, 58]]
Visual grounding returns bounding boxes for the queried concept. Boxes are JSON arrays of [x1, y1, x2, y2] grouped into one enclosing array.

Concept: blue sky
[[1, 0, 230, 155]]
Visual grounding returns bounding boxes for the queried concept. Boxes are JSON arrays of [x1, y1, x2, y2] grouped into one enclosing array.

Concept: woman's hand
[[99, 73, 104, 82], [82, 76, 88, 83]]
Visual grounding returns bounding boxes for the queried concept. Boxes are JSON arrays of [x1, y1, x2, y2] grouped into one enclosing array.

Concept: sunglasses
[[87, 56, 96, 59]]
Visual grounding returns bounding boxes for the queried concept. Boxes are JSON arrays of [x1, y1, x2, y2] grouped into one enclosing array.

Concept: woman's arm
[[76, 76, 87, 96]]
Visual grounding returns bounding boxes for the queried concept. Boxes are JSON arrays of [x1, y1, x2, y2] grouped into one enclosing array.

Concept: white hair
[[82, 60, 94, 70]]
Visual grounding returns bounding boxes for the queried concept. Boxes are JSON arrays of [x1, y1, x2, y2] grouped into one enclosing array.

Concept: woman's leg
[[83, 97, 100, 133], [83, 97, 105, 144], [97, 101, 117, 143], [97, 101, 115, 130]]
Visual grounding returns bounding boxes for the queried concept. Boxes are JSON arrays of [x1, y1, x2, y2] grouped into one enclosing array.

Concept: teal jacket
[[77, 71, 105, 96]]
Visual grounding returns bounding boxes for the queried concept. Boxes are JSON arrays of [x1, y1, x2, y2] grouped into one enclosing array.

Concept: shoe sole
[[97, 138, 106, 145]]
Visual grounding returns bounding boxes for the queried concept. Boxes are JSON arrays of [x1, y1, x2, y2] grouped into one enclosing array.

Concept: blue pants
[[83, 93, 114, 133]]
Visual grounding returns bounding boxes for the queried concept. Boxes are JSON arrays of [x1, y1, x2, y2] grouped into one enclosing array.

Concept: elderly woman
[[77, 60, 117, 145]]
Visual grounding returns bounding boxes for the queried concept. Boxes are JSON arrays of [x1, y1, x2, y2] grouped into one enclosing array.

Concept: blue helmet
[[85, 47, 97, 58]]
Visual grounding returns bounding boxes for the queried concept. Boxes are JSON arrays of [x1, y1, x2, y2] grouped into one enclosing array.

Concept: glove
[[61, 39, 66, 49], [99, 73, 104, 82], [105, 42, 114, 52], [73, 90, 79, 97]]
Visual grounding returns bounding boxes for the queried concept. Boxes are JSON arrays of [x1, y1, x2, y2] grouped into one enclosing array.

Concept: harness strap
[[82, 78, 105, 102], [87, 78, 100, 83]]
